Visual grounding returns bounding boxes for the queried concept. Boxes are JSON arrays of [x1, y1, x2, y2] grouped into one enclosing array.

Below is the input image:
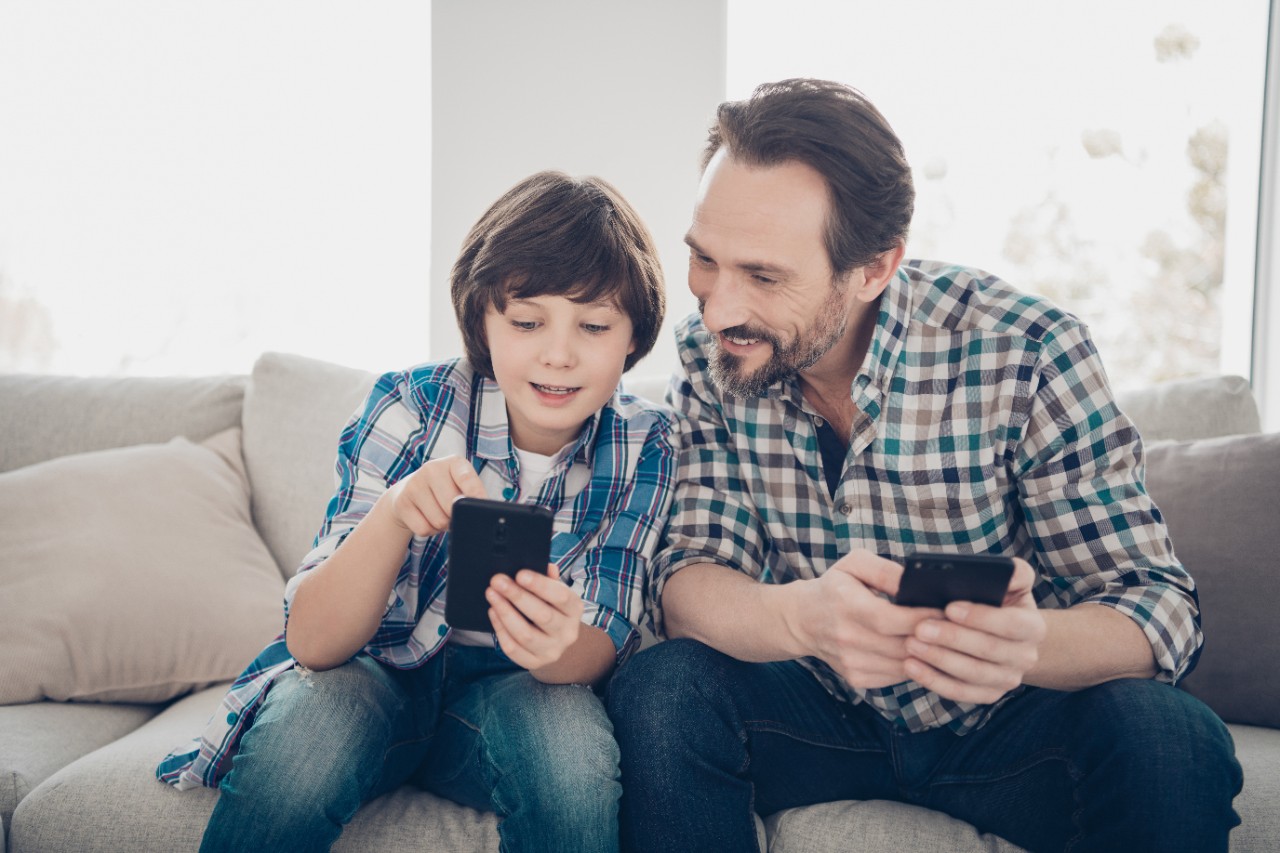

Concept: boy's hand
[[382, 455, 488, 538], [486, 564, 584, 671]]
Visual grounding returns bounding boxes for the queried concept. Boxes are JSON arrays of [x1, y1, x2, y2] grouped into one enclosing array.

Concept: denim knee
[[226, 657, 406, 802], [488, 678, 619, 804], [1064, 679, 1242, 826], [608, 638, 734, 729]]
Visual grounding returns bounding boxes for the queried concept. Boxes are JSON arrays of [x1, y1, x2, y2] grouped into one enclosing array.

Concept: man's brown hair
[[450, 171, 665, 379], [704, 78, 915, 276]]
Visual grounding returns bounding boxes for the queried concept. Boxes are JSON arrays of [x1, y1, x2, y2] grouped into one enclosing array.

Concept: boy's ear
[[627, 337, 636, 356]]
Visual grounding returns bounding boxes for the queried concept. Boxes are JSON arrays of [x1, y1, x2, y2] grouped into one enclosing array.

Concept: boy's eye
[[510, 319, 538, 331], [582, 323, 611, 334]]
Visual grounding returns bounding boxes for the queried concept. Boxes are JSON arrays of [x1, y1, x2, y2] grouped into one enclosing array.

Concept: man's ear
[[854, 242, 907, 303]]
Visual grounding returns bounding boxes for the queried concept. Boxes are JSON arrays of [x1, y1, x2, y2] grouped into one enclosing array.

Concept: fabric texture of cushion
[[0, 428, 285, 704], [240, 352, 377, 581], [0, 700, 159, 830], [0, 372, 247, 474], [1116, 374, 1259, 442], [1143, 430, 1280, 728]]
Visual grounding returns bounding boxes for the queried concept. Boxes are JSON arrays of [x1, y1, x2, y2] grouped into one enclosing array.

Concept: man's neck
[[801, 298, 878, 397]]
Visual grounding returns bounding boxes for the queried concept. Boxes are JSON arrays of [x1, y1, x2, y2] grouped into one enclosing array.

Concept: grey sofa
[[1, 352, 1277, 852]]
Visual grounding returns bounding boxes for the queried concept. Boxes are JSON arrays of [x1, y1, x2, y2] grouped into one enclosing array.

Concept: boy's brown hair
[[450, 171, 665, 379]]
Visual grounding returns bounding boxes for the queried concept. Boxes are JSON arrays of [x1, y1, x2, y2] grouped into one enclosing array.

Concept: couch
[[1, 352, 1277, 852]]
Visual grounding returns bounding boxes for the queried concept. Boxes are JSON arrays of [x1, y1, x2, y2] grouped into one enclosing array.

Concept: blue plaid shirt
[[652, 259, 1201, 735], [159, 358, 676, 790]]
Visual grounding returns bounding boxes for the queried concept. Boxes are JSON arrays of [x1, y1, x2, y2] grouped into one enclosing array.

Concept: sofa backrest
[[0, 372, 247, 474], [239, 352, 377, 581]]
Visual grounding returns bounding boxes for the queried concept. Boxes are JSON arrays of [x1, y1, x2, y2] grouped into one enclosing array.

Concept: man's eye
[[751, 274, 776, 285], [691, 252, 715, 267]]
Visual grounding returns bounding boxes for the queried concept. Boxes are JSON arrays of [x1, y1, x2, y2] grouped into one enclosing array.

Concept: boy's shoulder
[[603, 387, 678, 442], [362, 358, 488, 419]]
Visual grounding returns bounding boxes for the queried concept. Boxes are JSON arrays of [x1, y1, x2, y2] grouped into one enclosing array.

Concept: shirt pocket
[[872, 438, 1008, 548]]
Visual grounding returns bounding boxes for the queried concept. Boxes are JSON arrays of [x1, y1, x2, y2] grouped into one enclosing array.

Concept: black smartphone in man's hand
[[895, 552, 1015, 609], [445, 498, 554, 632]]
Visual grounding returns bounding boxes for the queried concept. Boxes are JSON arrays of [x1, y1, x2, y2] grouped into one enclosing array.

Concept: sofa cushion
[[764, 798, 1022, 852], [1116, 374, 1259, 442], [0, 372, 247, 474], [1143, 431, 1280, 728], [241, 352, 378, 580], [0, 428, 285, 704], [11, 685, 502, 852], [0, 700, 160, 832], [1226, 723, 1280, 851]]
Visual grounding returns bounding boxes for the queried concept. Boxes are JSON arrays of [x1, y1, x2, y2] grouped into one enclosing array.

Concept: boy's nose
[[539, 335, 577, 368]]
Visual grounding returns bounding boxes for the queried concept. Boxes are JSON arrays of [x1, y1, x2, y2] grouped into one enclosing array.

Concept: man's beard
[[704, 279, 850, 397]]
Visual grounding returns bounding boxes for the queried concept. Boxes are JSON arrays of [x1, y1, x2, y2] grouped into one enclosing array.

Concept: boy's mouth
[[532, 383, 581, 396]]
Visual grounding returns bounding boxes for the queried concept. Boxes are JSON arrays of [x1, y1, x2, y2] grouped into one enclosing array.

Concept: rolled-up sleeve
[[1014, 320, 1201, 683], [575, 413, 679, 661]]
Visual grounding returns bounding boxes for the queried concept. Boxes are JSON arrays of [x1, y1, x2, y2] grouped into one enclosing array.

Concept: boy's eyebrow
[[506, 296, 624, 314], [684, 233, 794, 280]]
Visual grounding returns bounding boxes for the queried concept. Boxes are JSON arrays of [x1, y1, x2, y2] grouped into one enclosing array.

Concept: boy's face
[[485, 293, 636, 456]]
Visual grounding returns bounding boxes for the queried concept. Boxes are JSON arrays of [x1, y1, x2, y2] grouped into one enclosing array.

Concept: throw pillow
[[0, 428, 285, 704], [1143, 430, 1280, 728]]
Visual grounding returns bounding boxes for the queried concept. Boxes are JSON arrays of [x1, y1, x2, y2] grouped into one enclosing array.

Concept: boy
[[157, 171, 675, 853]]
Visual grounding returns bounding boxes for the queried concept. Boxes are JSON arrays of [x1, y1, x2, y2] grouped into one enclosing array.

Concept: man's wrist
[[764, 580, 810, 660]]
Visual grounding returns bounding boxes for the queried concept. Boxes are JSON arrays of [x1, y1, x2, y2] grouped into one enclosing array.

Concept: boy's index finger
[[450, 458, 488, 498]]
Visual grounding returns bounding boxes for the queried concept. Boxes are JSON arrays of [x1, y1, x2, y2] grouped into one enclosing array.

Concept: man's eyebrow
[[684, 233, 794, 279]]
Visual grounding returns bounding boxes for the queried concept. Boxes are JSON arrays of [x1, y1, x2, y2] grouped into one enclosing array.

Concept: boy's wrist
[[368, 492, 417, 543]]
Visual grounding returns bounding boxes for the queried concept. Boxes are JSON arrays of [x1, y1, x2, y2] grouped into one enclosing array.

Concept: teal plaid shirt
[[159, 358, 677, 789], [651, 259, 1201, 735]]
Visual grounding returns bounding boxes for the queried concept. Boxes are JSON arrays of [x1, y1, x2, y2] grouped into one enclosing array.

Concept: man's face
[[685, 150, 858, 396]]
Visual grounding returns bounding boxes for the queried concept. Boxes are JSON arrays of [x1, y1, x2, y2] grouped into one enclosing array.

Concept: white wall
[[430, 0, 726, 381]]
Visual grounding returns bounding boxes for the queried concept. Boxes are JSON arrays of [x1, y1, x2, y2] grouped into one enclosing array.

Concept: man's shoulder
[[903, 259, 1081, 345]]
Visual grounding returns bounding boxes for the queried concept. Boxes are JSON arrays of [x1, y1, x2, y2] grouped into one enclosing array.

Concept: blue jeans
[[201, 645, 621, 853], [607, 639, 1242, 853]]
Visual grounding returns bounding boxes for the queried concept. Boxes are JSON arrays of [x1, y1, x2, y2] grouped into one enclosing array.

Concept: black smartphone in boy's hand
[[894, 551, 1015, 609], [445, 498, 554, 632]]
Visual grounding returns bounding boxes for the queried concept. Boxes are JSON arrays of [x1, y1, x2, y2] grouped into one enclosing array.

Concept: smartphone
[[895, 551, 1015, 609], [445, 498, 554, 632]]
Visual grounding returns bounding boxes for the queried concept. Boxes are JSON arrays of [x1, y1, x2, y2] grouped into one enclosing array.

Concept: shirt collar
[[774, 264, 914, 410]]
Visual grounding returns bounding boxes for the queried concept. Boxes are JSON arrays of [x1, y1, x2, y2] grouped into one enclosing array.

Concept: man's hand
[[486, 564, 585, 672], [783, 550, 942, 689], [382, 454, 488, 538], [901, 558, 1047, 704]]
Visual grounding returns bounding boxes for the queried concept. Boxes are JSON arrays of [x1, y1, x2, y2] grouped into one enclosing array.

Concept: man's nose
[[696, 272, 749, 333]]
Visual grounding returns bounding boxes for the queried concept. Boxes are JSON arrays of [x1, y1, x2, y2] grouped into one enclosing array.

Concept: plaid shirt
[[652, 259, 1201, 735], [159, 358, 676, 790]]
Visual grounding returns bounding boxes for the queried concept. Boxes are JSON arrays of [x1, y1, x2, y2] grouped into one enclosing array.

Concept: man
[[607, 78, 1241, 852]]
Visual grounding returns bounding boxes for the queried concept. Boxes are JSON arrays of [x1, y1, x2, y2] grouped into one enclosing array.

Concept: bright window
[[0, 2, 431, 376], [728, 1, 1270, 391]]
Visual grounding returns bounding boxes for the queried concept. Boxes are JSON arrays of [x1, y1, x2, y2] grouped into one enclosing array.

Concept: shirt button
[[502, 486, 516, 500], [839, 504, 852, 515], [813, 416, 826, 428]]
